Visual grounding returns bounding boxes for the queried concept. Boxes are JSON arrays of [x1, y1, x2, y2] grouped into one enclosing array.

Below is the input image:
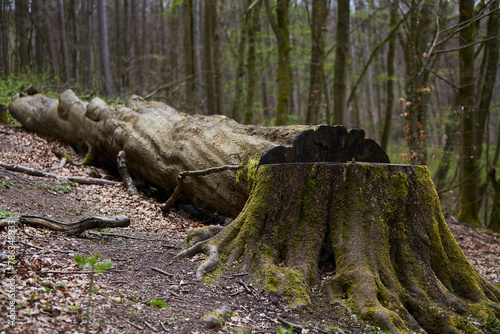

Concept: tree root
[[0, 215, 130, 236], [174, 225, 228, 280]]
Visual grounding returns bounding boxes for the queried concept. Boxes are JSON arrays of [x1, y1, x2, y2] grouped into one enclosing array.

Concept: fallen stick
[[0, 162, 122, 186], [0, 215, 130, 236]]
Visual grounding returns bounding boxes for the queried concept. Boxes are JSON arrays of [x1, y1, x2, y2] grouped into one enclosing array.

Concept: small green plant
[[0, 209, 19, 218], [145, 299, 170, 308], [276, 325, 293, 334], [484, 315, 500, 332], [74, 253, 113, 330], [372, 326, 392, 334], [0, 178, 20, 189]]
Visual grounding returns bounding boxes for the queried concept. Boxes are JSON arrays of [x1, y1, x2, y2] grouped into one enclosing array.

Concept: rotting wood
[[0, 215, 130, 236]]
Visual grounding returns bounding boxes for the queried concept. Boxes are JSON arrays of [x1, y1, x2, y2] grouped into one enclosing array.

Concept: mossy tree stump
[[178, 162, 500, 333]]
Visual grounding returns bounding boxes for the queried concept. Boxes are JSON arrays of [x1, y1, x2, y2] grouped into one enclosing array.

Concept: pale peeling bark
[[182, 163, 500, 333], [9, 90, 388, 217]]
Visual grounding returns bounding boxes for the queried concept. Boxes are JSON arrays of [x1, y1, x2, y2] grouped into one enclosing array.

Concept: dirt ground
[[1, 126, 499, 334]]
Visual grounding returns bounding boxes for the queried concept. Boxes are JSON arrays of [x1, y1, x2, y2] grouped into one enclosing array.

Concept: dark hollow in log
[[184, 162, 500, 333], [8, 91, 388, 216]]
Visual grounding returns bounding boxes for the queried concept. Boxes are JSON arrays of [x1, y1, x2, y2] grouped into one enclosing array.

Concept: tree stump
[[180, 162, 500, 333]]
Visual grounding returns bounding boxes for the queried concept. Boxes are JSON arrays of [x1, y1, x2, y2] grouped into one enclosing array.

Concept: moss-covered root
[[185, 225, 225, 246], [201, 305, 232, 329], [174, 238, 221, 280]]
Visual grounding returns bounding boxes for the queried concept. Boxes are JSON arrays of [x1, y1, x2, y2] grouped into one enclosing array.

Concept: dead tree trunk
[[179, 163, 500, 333], [8, 90, 388, 217]]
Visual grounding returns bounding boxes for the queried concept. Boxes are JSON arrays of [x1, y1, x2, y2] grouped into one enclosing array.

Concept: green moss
[[452, 315, 480, 334], [82, 150, 97, 166], [236, 156, 261, 191]]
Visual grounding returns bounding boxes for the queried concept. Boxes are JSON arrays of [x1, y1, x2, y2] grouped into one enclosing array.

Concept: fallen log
[[0, 215, 130, 236], [8, 90, 388, 216]]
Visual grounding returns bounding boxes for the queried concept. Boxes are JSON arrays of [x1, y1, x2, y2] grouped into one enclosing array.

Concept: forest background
[[1, 0, 499, 231]]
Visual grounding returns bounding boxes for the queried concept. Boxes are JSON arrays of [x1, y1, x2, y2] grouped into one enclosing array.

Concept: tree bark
[[305, 0, 327, 125], [332, 0, 350, 126], [97, 0, 115, 96], [380, 0, 397, 151], [264, 0, 291, 126], [42, 0, 60, 79], [15, 0, 29, 71], [8, 90, 389, 217], [244, 0, 260, 125], [178, 162, 500, 333], [458, 0, 480, 226], [183, 0, 196, 110], [57, 0, 70, 82]]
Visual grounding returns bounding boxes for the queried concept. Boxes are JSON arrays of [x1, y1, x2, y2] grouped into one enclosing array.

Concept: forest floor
[[0, 126, 499, 334]]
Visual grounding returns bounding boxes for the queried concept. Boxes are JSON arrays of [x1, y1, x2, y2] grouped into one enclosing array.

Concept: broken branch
[[0, 162, 122, 186], [159, 165, 242, 212]]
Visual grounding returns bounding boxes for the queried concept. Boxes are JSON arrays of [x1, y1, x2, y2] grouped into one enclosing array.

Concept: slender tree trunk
[[231, 1, 249, 122], [42, 0, 60, 79], [97, 0, 115, 96], [203, 0, 222, 115], [15, 0, 29, 71], [183, 0, 196, 110], [476, 0, 499, 155], [380, 0, 398, 151], [457, 0, 480, 226], [31, 0, 44, 72], [306, 0, 327, 125], [404, 0, 426, 165], [244, 0, 261, 125], [332, 0, 350, 125], [67, 0, 78, 81], [264, 0, 291, 126], [0, 0, 9, 76], [131, 0, 144, 93], [57, 0, 70, 82], [85, 0, 93, 90]]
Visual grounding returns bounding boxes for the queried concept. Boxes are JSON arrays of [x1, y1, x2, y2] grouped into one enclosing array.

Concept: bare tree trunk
[[244, 0, 260, 125], [203, 0, 222, 115], [85, 0, 93, 90], [31, 0, 44, 72], [457, 0, 480, 226], [42, 0, 60, 79], [15, 0, 30, 71], [183, 0, 196, 110], [57, 0, 70, 82], [264, 0, 291, 126], [0, 0, 10, 75], [97, 0, 115, 96], [231, 0, 249, 122], [332, 0, 350, 125], [305, 0, 327, 125], [131, 0, 144, 93], [380, 0, 398, 151]]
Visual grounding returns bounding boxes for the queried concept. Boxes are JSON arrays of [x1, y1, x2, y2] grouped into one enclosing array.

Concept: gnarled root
[[174, 225, 228, 280]]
